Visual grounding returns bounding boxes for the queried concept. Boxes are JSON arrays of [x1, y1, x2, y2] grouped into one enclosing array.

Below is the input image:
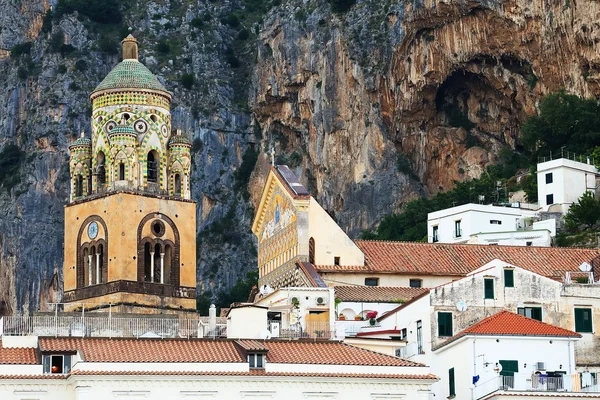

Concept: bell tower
[[63, 35, 196, 314]]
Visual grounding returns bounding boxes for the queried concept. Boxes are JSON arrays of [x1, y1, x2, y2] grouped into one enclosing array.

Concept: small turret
[[122, 34, 138, 60], [69, 131, 92, 202]]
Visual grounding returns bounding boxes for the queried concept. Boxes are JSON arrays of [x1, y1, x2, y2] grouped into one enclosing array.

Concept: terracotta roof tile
[[334, 286, 429, 303], [317, 241, 600, 279], [263, 341, 424, 367], [434, 311, 581, 351], [234, 340, 269, 352], [0, 374, 66, 380], [0, 341, 37, 364], [38, 338, 245, 363], [37, 338, 425, 367]]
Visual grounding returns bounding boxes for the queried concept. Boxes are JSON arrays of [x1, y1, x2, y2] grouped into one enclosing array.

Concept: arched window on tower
[[119, 163, 125, 181], [96, 151, 106, 186], [309, 237, 315, 264], [164, 244, 173, 285], [174, 174, 181, 196], [98, 244, 104, 284], [143, 242, 151, 281], [147, 151, 158, 183], [75, 175, 83, 198], [154, 243, 161, 283]]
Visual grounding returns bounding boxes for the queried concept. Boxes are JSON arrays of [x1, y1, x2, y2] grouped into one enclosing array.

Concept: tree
[[565, 191, 600, 231], [521, 91, 600, 158], [215, 270, 259, 312]]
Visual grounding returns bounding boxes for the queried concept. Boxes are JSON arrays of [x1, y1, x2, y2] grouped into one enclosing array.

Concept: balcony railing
[[267, 320, 334, 339], [1, 315, 228, 339], [472, 373, 599, 399]]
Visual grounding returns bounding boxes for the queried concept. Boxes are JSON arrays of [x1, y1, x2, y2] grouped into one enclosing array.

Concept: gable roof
[[36, 338, 424, 367], [0, 341, 38, 364], [334, 286, 429, 303], [433, 311, 581, 351], [315, 241, 600, 280]]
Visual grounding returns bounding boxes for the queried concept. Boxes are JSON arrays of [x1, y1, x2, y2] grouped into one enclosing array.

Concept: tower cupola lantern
[[122, 34, 138, 60]]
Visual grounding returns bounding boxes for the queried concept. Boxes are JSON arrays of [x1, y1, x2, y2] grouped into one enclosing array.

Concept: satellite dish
[[579, 262, 592, 272], [259, 284, 274, 296], [456, 301, 468, 312], [259, 329, 272, 340]]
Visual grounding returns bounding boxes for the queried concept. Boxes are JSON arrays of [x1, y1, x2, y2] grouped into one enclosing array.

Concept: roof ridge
[[354, 239, 600, 251]]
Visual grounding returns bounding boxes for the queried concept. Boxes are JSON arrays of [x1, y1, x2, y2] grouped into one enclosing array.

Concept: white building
[[0, 307, 437, 400], [430, 310, 596, 400], [371, 259, 600, 372], [537, 157, 598, 214], [427, 203, 545, 246]]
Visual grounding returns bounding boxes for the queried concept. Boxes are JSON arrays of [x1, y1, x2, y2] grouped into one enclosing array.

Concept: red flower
[[366, 311, 378, 319]]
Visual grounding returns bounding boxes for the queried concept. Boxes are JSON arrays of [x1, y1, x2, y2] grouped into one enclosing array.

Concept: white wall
[[427, 204, 535, 244], [320, 272, 453, 288], [377, 294, 432, 366], [469, 229, 551, 246], [432, 336, 577, 400], [537, 158, 597, 214], [0, 375, 434, 400], [307, 199, 364, 266], [227, 307, 268, 339]]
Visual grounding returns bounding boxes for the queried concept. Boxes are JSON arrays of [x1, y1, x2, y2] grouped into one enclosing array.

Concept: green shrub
[[156, 39, 171, 54], [0, 144, 25, 191], [17, 67, 28, 80], [221, 13, 240, 27], [190, 17, 204, 29], [57, 65, 67, 74], [237, 28, 250, 41], [181, 73, 195, 89], [224, 48, 240, 68], [75, 59, 87, 71], [234, 146, 259, 193], [396, 154, 412, 175], [328, 0, 356, 13], [10, 42, 32, 58], [54, 0, 122, 24], [99, 35, 119, 54]]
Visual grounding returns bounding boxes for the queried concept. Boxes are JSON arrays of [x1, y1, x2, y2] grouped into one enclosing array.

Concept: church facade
[[63, 35, 196, 314]]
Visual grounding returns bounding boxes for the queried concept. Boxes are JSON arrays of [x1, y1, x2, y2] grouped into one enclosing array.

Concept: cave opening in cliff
[[435, 70, 485, 131]]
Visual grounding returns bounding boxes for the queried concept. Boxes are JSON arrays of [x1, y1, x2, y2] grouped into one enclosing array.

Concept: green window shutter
[[531, 307, 542, 321], [499, 360, 519, 377], [449, 367, 456, 396], [438, 312, 453, 337], [575, 308, 593, 333], [484, 278, 494, 299], [504, 269, 514, 287]]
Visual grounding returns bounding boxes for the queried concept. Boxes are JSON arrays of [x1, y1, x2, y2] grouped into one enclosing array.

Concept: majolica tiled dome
[[108, 125, 136, 138], [93, 59, 167, 93], [168, 134, 192, 147], [69, 136, 91, 148]]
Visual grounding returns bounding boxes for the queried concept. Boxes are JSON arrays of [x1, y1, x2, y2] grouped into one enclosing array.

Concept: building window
[[517, 307, 542, 321], [454, 220, 462, 238], [432, 225, 439, 242], [416, 320, 423, 354], [546, 193, 554, 205], [484, 278, 494, 299], [546, 173, 553, 184], [308, 237, 315, 264], [490, 220, 502, 225], [248, 353, 265, 369], [409, 279, 422, 288], [504, 269, 514, 288], [449, 367, 456, 397], [75, 175, 83, 197], [96, 151, 106, 185], [526, 241, 533, 246], [438, 312, 453, 337], [575, 308, 593, 333], [43, 354, 71, 374], [365, 277, 379, 286], [119, 163, 125, 180], [174, 173, 182, 196], [147, 150, 158, 183], [334, 256, 340, 266], [400, 328, 407, 340]]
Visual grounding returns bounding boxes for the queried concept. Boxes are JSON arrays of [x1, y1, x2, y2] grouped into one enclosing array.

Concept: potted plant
[[367, 311, 378, 326], [339, 313, 346, 321], [354, 315, 362, 321]]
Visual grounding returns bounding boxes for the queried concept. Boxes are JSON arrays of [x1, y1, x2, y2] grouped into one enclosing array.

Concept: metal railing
[[1, 315, 204, 339], [267, 320, 334, 339], [472, 373, 599, 399], [538, 149, 596, 165]]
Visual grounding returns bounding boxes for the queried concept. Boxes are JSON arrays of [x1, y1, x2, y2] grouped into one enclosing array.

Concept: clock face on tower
[[88, 221, 99, 240]]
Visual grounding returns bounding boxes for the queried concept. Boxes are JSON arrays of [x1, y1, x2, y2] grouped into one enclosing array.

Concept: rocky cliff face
[[1, 0, 599, 312], [250, 0, 600, 234]]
